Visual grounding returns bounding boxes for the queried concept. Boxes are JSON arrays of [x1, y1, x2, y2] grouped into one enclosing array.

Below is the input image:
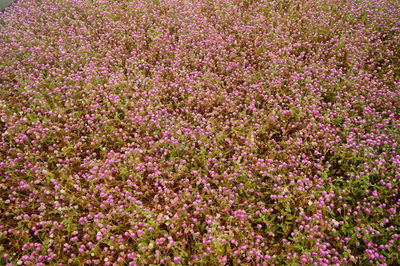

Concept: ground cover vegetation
[[0, 0, 399, 264]]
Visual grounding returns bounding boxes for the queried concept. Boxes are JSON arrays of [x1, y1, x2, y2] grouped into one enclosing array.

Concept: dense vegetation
[[0, 0, 399, 264]]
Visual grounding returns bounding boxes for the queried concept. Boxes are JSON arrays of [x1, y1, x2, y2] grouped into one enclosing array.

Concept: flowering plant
[[0, 0, 399, 265]]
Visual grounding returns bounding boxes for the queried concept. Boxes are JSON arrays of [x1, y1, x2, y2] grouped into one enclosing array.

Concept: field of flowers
[[0, 0, 399, 265]]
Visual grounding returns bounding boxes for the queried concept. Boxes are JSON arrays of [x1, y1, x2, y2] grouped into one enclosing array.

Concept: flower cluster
[[0, 0, 399, 264]]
